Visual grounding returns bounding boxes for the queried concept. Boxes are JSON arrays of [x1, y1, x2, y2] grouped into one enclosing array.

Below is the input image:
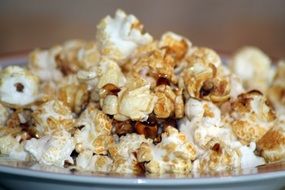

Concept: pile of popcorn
[[0, 10, 285, 175]]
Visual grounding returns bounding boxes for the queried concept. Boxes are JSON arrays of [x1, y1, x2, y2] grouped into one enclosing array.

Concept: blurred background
[[0, 0, 284, 58]]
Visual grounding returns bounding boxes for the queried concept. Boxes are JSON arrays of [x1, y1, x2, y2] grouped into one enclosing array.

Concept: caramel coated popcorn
[[0, 9, 284, 175]]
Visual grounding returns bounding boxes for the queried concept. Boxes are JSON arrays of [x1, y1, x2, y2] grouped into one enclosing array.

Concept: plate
[[0, 54, 285, 190]]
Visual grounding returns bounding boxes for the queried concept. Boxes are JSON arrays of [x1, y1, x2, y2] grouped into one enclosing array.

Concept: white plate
[[0, 157, 285, 190], [0, 54, 285, 190]]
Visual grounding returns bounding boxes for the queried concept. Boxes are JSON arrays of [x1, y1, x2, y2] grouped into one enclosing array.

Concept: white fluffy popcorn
[[180, 98, 240, 154], [74, 103, 113, 154], [56, 40, 101, 75], [29, 46, 63, 81], [0, 134, 29, 161], [96, 9, 153, 62], [230, 46, 272, 92], [137, 126, 197, 174], [238, 142, 265, 169], [192, 142, 264, 173], [0, 66, 39, 107], [192, 144, 240, 173], [76, 150, 113, 172], [229, 74, 245, 99], [109, 133, 152, 174], [25, 130, 75, 167]]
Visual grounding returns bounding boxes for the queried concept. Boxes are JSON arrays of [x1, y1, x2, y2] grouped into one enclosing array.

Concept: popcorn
[[159, 32, 192, 66], [96, 9, 153, 62], [267, 60, 285, 115], [56, 40, 100, 75], [132, 49, 177, 86], [0, 134, 29, 161], [239, 142, 265, 169], [109, 133, 152, 174], [154, 85, 184, 119], [25, 130, 75, 167], [77, 57, 126, 92], [0, 66, 39, 107], [0, 103, 9, 126], [179, 48, 231, 103], [257, 119, 285, 162], [188, 47, 222, 67], [97, 57, 126, 88], [57, 83, 89, 114], [0, 9, 282, 176], [101, 75, 156, 121], [32, 99, 75, 136], [76, 150, 113, 172], [229, 74, 245, 99], [137, 126, 197, 174], [115, 78, 157, 121], [192, 143, 240, 173], [74, 103, 113, 154], [229, 90, 276, 145], [193, 142, 264, 173], [180, 98, 238, 153], [230, 47, 272, 92], [28, 46, 63, 82]]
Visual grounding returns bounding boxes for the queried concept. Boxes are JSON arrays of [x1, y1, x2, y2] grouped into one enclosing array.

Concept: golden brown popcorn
[[229, 46, 273, 92], [188, 47, 222, 67], [108, 133, 152, 174], [153, 85, 184, 119], [96, 9, 153, 62], [0, 103, 10, 126], [267, 60, 285, 115], [0, 66, 40, 108], [32, 99, 75, 136], [74, 103, 113, 155], [229, 90, 276, 145], [131, 49, 177, 86], [112, 119, 134, 136], [38, 81, 58, 100], [257, 119, 285, 162], [179, 48, 230, 103], [137, 126, 197, 174], [159, 32, 192, 67], [28, 46, 63, 82], [76, 150, 113, 172], [57, 83, 89, 114], [55, 40, 100, 75]]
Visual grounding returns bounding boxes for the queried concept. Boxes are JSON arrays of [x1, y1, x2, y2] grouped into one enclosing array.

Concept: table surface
[[0, 0, 284, 58]]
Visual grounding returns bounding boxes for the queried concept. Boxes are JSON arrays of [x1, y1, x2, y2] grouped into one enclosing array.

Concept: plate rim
[[1, 163, 285, 186]]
